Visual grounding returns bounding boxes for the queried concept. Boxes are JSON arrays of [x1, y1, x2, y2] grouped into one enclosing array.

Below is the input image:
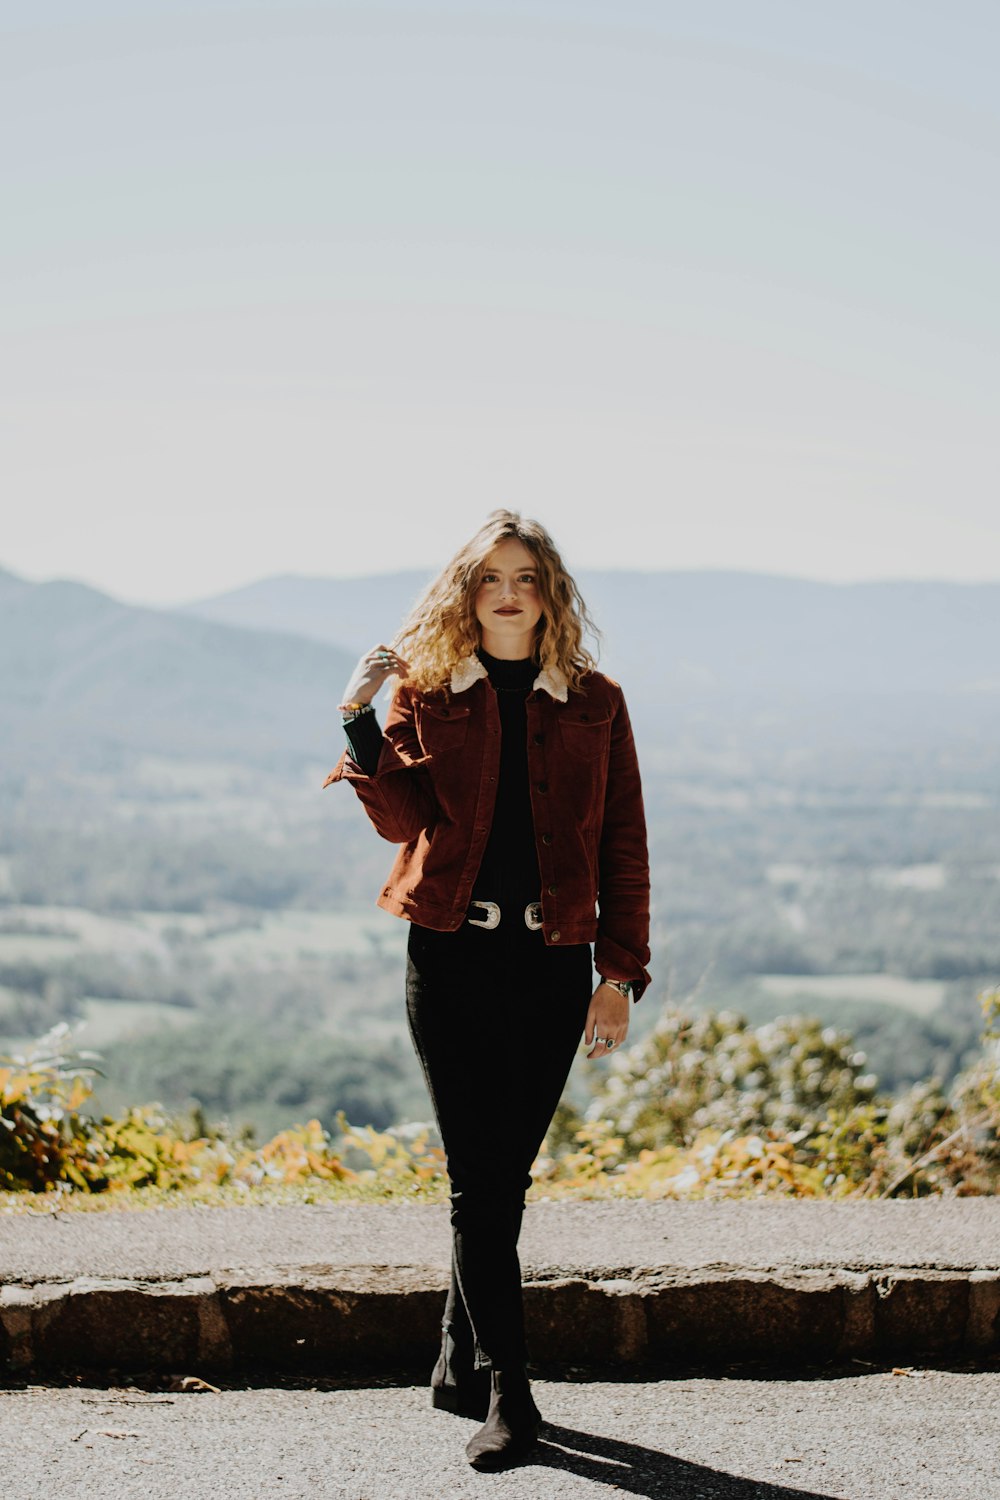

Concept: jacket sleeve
[[342, 705, 385, 777], [594, 684, 652, 1003], [321, 683, 438, 845]]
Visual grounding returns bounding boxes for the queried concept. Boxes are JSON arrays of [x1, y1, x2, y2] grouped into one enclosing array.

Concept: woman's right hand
[[338, 644, 410, 710]]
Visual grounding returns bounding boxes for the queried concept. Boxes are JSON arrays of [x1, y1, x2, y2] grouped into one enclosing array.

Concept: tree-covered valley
[[1, 562, 997, 1145]]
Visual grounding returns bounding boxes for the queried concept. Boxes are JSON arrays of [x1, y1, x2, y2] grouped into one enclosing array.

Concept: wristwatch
[[600, 978, 631, 999]]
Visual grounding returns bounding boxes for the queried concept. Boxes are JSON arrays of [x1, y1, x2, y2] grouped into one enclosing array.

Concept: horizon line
[[4, 559, 1000, 611]]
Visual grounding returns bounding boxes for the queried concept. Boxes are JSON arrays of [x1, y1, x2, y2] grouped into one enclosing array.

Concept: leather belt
[[466, 899, 544, 931]]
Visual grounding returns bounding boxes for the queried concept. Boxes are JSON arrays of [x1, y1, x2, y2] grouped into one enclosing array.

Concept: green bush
[[4, 989, 1000, 1206], [588, 1006, 879, 1151]]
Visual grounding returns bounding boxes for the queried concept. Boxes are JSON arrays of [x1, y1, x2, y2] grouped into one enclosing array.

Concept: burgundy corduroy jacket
[[322, 664, 652, 1001]]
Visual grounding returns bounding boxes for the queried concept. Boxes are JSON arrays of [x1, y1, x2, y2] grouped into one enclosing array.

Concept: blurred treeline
[[1, 756, 998, 1145]]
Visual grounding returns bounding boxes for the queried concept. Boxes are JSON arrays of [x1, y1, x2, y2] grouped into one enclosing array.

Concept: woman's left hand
[[584, 982, 630, 1060]]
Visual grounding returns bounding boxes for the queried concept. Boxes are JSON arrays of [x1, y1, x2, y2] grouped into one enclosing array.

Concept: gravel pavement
[[3, 1368, 999, 1499], [3, 1198, 999, 1285]]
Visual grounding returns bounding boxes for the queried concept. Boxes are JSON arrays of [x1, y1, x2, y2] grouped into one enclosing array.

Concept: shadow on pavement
[[535, 1420, 836, 1500]]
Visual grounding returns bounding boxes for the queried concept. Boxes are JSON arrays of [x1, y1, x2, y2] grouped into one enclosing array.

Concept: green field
[[0, 903, 405, 968], [756, 972, 947, 1019]]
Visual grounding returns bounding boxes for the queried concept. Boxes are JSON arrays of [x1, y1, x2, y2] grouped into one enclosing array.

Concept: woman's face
[[473, 537, 544, 656]]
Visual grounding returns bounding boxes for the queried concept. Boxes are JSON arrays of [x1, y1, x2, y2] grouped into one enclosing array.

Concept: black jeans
[[405, 913, 593, 1371]]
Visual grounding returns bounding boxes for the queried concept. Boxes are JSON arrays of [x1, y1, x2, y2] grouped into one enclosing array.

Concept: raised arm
[[322, 646, 437, 845]]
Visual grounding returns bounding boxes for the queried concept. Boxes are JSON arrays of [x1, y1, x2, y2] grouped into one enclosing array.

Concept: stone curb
[[3, 1265, 999, 1378]]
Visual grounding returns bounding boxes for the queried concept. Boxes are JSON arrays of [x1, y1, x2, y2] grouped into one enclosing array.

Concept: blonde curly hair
[[389, 510, 601, 696]]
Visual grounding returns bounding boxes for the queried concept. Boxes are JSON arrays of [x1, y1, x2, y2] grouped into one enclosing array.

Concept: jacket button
[[541, 832, 553, 845], [547, 883, 557, 895], [551, 929, 561, 942], [533, 733, 544, 745], [536, 781, 548, 793]]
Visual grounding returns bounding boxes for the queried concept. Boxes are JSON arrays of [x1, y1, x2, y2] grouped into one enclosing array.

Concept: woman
[[322, 510, 651, 1470]]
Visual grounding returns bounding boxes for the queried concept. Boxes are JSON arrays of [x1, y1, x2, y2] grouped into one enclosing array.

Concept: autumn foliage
[[2, 985, 999, 1208]]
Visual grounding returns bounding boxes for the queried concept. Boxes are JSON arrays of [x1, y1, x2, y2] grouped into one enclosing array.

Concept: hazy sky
[[4, 1, 999, 607]]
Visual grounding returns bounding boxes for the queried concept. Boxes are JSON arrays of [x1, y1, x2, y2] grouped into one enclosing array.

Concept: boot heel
[[430, 1376, 490, 1419], [429, 1327, 491, 1421]]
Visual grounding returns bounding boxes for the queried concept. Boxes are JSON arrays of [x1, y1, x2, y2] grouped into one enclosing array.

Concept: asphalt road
[[3, 1367, 999, 1500]]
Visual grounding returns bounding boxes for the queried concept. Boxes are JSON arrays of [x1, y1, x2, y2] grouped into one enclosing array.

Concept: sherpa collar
[[449, 653, 569, 702]]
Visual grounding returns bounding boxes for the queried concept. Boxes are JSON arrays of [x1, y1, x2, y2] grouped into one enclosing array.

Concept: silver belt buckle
[[524, 901, 543, 930], [467, 899, 501, 930]]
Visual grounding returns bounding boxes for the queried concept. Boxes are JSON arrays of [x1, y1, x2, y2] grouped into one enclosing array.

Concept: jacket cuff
[[594, 938, 652, 1004], [342, 708, 384, 777], [321, 732, 429, 789]]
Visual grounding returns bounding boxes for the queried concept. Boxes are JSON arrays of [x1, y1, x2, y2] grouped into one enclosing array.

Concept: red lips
[[494, 608, 522, 615]]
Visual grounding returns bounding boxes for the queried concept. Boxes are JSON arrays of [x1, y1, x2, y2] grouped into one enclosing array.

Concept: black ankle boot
[[465, 1366, 542, 1470], [430, 1324, 491, 1420]]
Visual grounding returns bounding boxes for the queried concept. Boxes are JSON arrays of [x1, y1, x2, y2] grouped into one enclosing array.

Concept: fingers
[[584, 994, 629, 1060], [339, 645, 410, 708], [366, 645, 409, 674], [586, 1030, 628, 1059], [587, 1026, 626, 1057]]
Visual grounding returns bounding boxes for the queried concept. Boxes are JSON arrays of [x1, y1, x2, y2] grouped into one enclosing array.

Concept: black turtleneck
[[470, 647, 540, 908], [342, 647, 541, 910]]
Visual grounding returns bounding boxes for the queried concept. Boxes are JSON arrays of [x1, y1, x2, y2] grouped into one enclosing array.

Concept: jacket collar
[[449, 653, 569, 702]]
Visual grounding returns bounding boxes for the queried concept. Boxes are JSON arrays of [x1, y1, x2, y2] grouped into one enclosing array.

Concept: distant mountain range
[[0, 564, 354, 776], [176, 567, 1000, 698], [177, 567, 1000, 763], [2, 562, 998, 779]]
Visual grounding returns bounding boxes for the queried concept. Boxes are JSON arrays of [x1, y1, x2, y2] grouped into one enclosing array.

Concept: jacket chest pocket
[[557, 713, 610, 761], [416, 701, 471, 754]]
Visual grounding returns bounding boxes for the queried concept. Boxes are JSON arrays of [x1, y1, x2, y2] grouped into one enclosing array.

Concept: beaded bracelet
[[340, 702, 375, 722]]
